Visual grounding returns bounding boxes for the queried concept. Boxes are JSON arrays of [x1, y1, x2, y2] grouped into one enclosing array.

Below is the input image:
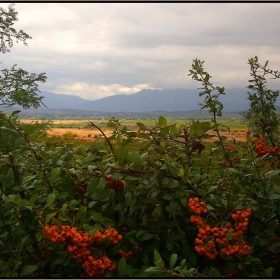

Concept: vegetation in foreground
[[1, 4, 280, 278]]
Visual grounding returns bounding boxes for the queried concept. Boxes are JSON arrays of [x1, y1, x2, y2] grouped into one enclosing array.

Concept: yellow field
[[19, 119, 247, 142], [47, 128, 113, 139]]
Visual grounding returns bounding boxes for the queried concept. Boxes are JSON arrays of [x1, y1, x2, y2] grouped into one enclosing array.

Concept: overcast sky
[[1, 2, 280, 101]]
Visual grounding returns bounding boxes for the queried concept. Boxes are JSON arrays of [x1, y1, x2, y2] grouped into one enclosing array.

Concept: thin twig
[[89, 121, 114, 155]]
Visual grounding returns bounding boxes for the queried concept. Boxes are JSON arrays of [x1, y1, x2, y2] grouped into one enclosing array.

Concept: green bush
[[0, 16, 280, 276]]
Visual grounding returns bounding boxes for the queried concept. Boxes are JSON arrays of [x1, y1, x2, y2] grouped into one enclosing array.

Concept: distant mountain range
[[38, 88, 253, 112], [2, 88, 280, 116]]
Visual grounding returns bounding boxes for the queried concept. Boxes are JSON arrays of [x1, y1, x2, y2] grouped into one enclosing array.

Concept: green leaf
[[153, 205, 162, 217], [160, 126, 169, 136], [116, 134, 122, 146], [206, 186, 218, 195], [72, 144, 83, 154], [144, 267, 165, 275], [112, 203, 122, 211], [228, 168, 240, 175], [136, 122, 146, 130], [50, 167, 60, 183], [169, 124, 179, 138], [180, 259, 186, 268], [10, 110, 21, 117], [46, 193, 56, 206], [194, 173, 201, 183], [154, 249, 162, 262], [115, 146, 128, 166], [19, 236, 29, 251], [88, 200, 97, 209], [137, 232, 154, 241], [83, 223, 95, 231], [190, 120, 212, 137], [163, 193, 173, 200], [91, 213, 104, 224], [226, 230, 233, 240], [56, 192, 68, 199], [11, 194, 21, 205], [45, 212, 57, 224], [166, 241, 173, 251], [87, 179, 99, 197], [97, 178, 106, 194], [116, 256, 126, 277], [259, 238, 270, 246], [169, 253, 178, 269], [264, 268, 273, 277], [158, 116, 167, 127], [20, 265, 38, 277], [154, 249, 165, 270], [58, 213, 71, 222], [76, 206, 87, 220], [127, 151, 141, 169], [0, 126, 17, 135], [268, 193, 280, 200], [209, 266, 222, 277], [125, 192, 132, 207], [221, 199, 228, 208]]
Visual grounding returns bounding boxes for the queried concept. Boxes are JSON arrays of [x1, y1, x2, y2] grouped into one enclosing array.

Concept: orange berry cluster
[[117, 249, 133, 259], [188, 197, 208, 215], [252, 137, 278, 157], [82, 255, 116, 277], [188, 199, 253, 260], [44, 224, 71, 244], [44, 223, 122, 277], [220, 239, 250, 257], [195, 236, 218, 259], [225, 143, 237, 152], [219, 161, 227, 167], [105, 175, 125, 190], [246, 129, 251, 136], [102, 228, 123, 244]]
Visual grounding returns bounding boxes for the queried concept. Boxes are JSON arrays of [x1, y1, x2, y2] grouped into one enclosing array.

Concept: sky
[[1, 2, 280, 101]]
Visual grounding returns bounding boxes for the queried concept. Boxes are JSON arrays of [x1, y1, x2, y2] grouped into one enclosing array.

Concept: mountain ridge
[[38, 88, 255, 112], [3, 88, 280, 115]]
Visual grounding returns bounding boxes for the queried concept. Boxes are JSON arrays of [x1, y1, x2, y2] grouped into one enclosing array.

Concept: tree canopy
[[0, 3, 47, 109]]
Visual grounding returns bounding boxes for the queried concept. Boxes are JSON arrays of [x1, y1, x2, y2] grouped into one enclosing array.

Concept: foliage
[[0, 3, 46, 109], [0, 6, 280, 276], [242, 56, 280, 145]]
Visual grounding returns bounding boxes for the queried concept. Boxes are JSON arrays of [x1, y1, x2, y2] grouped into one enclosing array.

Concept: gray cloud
[[1, 3, 280, 101]]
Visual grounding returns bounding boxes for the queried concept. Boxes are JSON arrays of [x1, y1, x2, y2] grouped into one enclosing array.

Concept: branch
[[89, 121, 114, 155]]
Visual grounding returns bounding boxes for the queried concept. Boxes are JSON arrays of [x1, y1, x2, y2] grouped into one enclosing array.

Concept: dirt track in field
[[20, 119, 247, 142]]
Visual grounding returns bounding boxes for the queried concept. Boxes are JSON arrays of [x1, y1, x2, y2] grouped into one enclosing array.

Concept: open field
[[20, 118, 248, 142], [46, 127, 113, 140]]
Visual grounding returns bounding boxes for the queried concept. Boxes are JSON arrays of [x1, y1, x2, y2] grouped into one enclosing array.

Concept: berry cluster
[[103, 228, 123, 244], [188, 198, 252, 261], [105, 175, 125, 190], [188, 197, 208, 215], [252, 137, 278, 157], [117, 249, 133, 259], [44, 224, 71, 244], [82, 255, 116, 277], [225, 143, 237, 152], [44, 223, 123, 277], [71, 182, 87, 195]]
